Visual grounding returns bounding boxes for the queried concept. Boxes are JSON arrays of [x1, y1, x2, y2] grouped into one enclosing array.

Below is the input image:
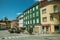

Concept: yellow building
[[40, 1, 60, 34]]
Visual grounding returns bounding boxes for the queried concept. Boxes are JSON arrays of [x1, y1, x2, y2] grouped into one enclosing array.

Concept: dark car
[[8, 28, 21, 33], [8, 28, 16, 33], [15, 29, 21, 33]]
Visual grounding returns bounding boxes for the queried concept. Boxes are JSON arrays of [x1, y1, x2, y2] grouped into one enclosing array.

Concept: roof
[[17, 13, 23, 19], [0, 22, 6, 25], [40, 0, 60, 8]]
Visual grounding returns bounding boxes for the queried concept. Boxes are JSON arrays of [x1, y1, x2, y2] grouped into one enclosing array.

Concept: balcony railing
[[50, 11, 60, 15]]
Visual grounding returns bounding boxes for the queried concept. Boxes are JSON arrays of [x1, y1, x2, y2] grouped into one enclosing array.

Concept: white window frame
[[33, 13, 35, 17], [36, 11, 39, 16], [36, 5, 38, 9], [30, 20, 32, 24], [33, 19, 35, 24], [28, 21, 29, 24], [30, 9, 32, 13], [28, 10, 29, 13], [30, 14, 32, 18], [26, 21, 27, 24], [26, 16, 27, 19], [36, 18, 39, 23], [33, 7, 35, 11]]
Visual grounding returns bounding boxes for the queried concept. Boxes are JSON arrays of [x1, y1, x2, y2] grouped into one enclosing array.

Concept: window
[[28, 10, 29, 13], [54, 5, 58, 13], [24, 22, 25, 24], [26, 16, 27, 19], [43, 17, 47, 22], [36, 5, 38, 9], [25, 12, 27, 15], [30, 14, 32, 18], [54, 25, 59, 31], [24, 13, 25, 15], [33, 19, 35, 24], [24, 17, 25, 20], [28, 16, 29, 19], [42, 26, 44, 30], [50, 16, 53, 21], [36, 11, 39, 16], [46, 27, 48, 31], [42, 9, 46, 14], [33, 7, 35, 11], [30, 20, 32, 24], [59, 15, 60, 21], [33, 13, 35, 17], [28, 21, 29, 24], [30, 9, 32, 13], [36, 18, 39, 23], [26, 21, 27, 24]]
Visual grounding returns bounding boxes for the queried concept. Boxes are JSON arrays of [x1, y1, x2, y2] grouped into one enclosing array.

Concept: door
[[46, 27, 49, 33]]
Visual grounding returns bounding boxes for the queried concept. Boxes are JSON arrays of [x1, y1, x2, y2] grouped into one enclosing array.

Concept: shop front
[[41, 24, 50, 34]]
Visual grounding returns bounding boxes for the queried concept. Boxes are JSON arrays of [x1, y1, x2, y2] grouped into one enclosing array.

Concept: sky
[[0, 0, 42, 20]]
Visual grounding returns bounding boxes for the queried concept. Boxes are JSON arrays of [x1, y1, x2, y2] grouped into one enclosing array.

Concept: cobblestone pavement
[[0, 30, 60, 40]]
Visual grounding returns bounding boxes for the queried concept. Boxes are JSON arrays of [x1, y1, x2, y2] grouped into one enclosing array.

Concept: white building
[[17, 14, 23, 28]]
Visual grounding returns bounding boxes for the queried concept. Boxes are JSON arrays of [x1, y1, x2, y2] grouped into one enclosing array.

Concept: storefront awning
[[41, 24, 50, 27]]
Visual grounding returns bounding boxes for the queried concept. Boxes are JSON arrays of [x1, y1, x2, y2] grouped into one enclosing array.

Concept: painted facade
[[40, 1, 60, 33], [23, 2, 41, 33], [11, 20, 18, 28]]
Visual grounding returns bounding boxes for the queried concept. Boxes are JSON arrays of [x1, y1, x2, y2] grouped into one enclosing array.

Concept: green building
[[23, 2, 41, 33]]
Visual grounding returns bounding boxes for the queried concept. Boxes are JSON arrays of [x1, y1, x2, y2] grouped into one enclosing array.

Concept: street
[[0, 30, 60, 40]]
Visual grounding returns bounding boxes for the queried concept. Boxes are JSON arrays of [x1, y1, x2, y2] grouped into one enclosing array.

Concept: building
[[17, 14, 24, 29], [40, 0, 60, 33], [0, 21, 6, 26], [11, 20, 18, 28], [23, 2, 41, 33], [0, 20, 11, 29]]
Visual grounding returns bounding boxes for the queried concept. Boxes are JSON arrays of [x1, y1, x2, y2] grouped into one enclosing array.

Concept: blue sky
[[0, 0, 41, 20]]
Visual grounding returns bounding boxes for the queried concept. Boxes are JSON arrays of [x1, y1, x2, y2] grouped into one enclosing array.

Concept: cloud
[[17, 12, 21, 15]]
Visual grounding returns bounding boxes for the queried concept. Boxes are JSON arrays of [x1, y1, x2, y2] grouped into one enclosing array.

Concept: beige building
[[40, 0, 60, 33]]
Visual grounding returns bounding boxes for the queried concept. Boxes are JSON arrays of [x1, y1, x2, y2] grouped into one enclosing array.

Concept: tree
[[4, 17, 8, 21]]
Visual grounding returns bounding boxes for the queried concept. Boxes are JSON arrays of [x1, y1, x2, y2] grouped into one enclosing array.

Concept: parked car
[[8, 28, 21, 33], [15, 29, 21, 33]]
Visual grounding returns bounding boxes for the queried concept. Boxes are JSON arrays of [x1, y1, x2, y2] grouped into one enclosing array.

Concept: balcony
[[50, 11, 60, 15]]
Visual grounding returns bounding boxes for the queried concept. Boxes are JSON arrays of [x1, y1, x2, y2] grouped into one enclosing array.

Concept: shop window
[[42, 26, 44, 30], [54, 25, 59, 31]]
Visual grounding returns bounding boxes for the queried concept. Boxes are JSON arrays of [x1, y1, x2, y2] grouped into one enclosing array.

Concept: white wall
[[19, 19, 23, 27]]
